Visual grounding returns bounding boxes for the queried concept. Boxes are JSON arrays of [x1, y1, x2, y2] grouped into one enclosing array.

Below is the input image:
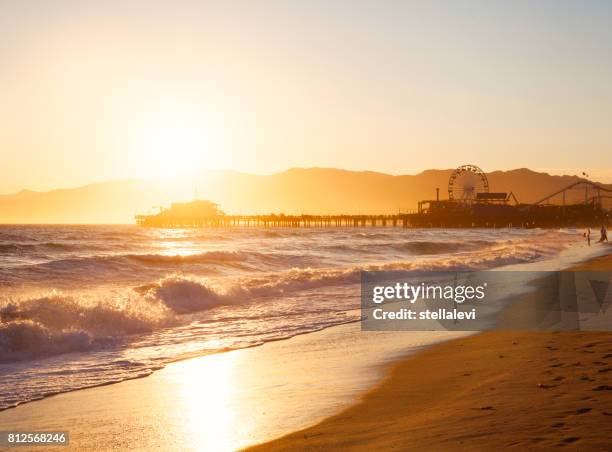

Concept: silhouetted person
[[586, 228, 591, 246], [600, 225, 608, 243]]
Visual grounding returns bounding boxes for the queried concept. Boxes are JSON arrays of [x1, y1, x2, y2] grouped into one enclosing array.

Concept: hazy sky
[[2, 0, 612, 193]]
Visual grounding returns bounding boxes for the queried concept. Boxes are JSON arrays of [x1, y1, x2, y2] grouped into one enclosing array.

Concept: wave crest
[[0, 293, 172, 362], [0, 320, 92, 363], [144, 276, 229, 314]]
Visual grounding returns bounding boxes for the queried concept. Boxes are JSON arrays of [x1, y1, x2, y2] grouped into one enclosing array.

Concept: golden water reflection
[[159, 326, 464, 451], [174, 353, 239, 452], [0, 324, 468, 451]]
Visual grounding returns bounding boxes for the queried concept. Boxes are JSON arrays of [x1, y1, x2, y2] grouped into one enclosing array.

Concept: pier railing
[[135, 213, 416, 228]]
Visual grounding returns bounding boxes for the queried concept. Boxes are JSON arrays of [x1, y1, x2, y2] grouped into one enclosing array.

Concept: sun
[[144, 118, 205, 175], [128, 99, 228, 178]]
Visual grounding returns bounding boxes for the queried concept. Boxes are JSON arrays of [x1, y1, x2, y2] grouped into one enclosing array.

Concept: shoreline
[[0, 317, 362, 413], [247, 247, 612, 451], [0, 244, 609, 450], [0, 319, 468, 451]]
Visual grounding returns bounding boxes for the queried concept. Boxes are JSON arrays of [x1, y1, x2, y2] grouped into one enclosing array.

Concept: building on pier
[[136, 200, 223, 227]]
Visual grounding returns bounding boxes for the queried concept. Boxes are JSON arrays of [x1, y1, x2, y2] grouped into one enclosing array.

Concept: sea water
[[0, 225, 602, 410]]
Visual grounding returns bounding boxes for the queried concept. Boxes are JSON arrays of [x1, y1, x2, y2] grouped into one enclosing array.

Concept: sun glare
[[175, 352, 237, 452], [128, 99, 228, 178]]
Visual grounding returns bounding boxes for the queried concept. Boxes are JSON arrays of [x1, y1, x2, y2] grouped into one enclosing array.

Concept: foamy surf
[[0, 225, 600, 410]]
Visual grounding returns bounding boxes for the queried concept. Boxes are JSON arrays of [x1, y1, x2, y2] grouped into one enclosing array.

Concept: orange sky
[[2, 1, 612, 194]]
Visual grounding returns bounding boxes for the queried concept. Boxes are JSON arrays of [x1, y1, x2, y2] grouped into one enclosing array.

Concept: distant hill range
[[1, 168, 610, 224]]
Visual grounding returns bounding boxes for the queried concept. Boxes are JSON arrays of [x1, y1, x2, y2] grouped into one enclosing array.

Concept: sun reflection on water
[[174, 352, 238, 452]]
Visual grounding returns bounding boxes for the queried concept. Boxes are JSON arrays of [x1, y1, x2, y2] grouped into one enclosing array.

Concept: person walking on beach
[[586, 228, 591, 246], [600, 225, 608, 243]]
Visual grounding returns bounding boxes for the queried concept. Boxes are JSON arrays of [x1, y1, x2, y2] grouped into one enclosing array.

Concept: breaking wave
[[0, 321, 93, 363], [0, 293, 172, 363], [3, 235, 570, 353], [143, 276, 231, 314], [0, 240, 549, 363], [140, 239, 563, 314]]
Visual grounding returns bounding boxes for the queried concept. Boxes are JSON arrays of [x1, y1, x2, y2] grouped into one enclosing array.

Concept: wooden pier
[[136, 206, 610, 229], [135, 213, 416, 228]]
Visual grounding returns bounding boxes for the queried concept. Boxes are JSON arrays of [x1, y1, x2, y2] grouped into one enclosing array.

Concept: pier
[[135, 167, 612, 229], [136, 213, 415, 228], [135, 200, 417, 228], [135, 202, 609, 229]]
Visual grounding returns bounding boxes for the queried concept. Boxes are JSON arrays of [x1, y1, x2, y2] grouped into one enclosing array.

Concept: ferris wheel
[[448, 164, 489, 201]]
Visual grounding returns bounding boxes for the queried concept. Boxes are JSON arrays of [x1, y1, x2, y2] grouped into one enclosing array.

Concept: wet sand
[[0, 322, 467, 451], [248, 330, 612, 451], [248, 248, 612, 451]]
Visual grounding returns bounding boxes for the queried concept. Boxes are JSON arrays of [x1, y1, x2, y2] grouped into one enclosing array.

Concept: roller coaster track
[[534, 181, 612, 205]]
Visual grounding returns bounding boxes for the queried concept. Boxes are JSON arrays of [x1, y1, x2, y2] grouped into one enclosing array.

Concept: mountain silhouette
[[0, 168, 609, 223]]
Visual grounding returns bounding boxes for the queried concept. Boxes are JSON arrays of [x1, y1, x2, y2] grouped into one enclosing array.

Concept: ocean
[[0, 225, 597, 410]]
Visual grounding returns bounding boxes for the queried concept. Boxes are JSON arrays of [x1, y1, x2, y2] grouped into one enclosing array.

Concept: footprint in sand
[[559, 437, 580, 445], [574, 407, 592, 415]]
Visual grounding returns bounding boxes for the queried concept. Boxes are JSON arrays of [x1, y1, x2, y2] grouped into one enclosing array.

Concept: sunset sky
[[2, 0, 612, 194]]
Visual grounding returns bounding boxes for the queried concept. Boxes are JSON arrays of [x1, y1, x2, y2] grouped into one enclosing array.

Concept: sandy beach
[[248, 330, 612, 451], [248, 248, 612, 451]]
